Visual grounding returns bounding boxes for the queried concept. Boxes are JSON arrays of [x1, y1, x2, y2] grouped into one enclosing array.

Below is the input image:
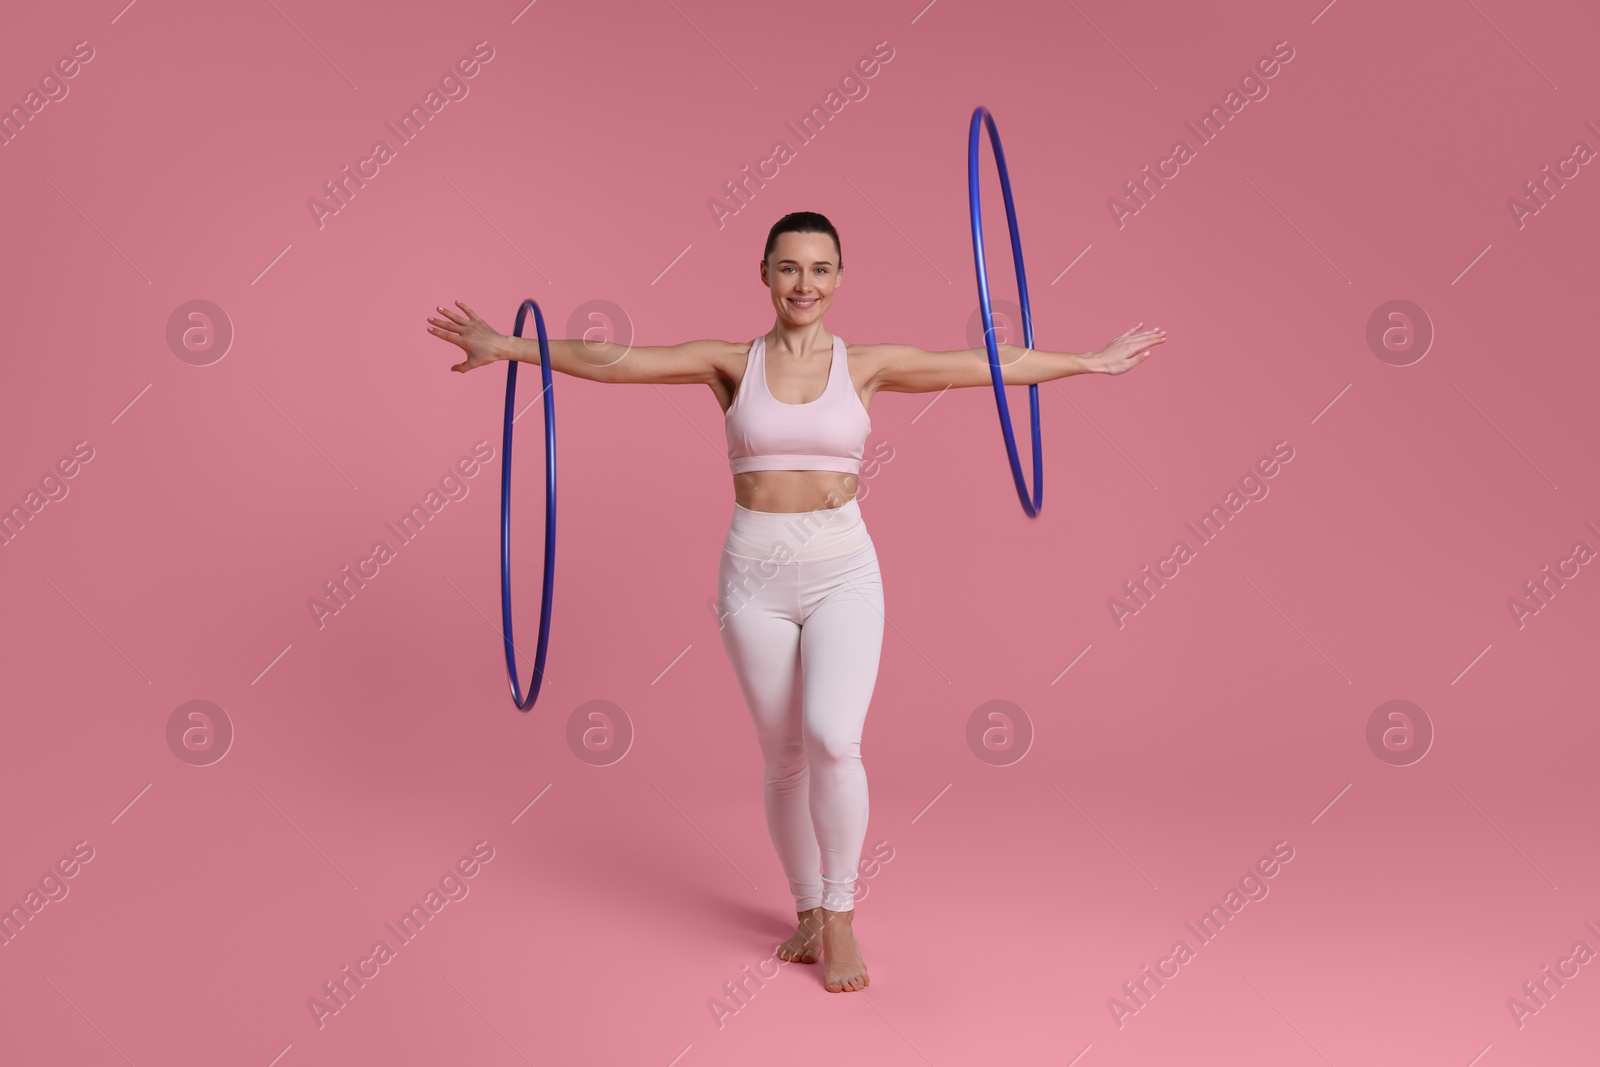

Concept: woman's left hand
[[1081, 323, 1166, 375]]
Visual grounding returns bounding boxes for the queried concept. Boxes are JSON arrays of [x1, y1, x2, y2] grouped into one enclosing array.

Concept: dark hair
[[763, 211, 842, 272]]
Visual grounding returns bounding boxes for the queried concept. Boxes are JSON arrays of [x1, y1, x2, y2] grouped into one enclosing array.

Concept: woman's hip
[[722, 496, 873, 564]]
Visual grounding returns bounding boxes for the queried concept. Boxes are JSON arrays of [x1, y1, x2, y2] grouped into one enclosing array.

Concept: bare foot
[[775, 907, 824, 964], [820, 907, 869, 992]]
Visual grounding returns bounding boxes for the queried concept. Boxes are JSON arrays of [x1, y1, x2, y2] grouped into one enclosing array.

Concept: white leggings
[[715, 497, 884, 913]]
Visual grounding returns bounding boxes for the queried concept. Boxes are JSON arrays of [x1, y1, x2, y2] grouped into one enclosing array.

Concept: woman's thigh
[[797, 547, 885, 754], [717, 551, 803, 740]]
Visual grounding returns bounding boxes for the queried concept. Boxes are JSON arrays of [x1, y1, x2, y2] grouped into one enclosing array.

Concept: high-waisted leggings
[[715, 496, 884, 913]]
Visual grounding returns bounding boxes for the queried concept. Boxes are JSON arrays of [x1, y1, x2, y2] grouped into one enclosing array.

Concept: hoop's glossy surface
[[500, 299, 557, 710], [969, 105, 1043, 517]]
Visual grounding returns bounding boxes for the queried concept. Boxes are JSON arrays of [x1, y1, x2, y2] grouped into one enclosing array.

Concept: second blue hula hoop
[[968, 105, 1043, 517], [499, 299, 557, 711]]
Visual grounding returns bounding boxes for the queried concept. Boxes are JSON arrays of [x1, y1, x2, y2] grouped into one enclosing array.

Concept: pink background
[[3, 0, 1598, 1063]]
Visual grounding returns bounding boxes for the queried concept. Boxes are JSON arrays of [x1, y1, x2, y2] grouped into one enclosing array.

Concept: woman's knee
[[803, 729, 862, 766]]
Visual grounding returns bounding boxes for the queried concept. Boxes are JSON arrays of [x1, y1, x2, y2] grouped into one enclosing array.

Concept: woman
[[427, 211, 1165, 993]]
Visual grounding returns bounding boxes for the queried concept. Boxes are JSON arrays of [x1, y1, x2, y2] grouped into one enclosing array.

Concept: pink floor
[[4, 1, 1598, 1064]]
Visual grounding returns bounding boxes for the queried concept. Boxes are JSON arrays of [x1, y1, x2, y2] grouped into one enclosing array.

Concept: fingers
[[435, 304, 466, 326], [456, 300, 480, 321]]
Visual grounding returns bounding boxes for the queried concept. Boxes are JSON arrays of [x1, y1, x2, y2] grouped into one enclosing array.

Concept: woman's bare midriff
[[734, 470, 859, 514]]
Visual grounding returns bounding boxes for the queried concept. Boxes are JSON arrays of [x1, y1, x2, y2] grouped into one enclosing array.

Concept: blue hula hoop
[[968, 106, 1043, 517], [499, 299, 557, 711]]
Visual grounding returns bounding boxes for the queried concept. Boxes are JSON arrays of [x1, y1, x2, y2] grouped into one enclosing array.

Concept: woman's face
[[761, 230, 842, 326]]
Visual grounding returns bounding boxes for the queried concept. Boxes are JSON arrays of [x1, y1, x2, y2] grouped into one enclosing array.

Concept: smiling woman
[[424, 207, 1166, 996]]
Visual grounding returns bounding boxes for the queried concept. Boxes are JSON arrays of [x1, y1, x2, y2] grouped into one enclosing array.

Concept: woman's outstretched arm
[[868, 323, 1167, 393], [427, 300, 733, 385]]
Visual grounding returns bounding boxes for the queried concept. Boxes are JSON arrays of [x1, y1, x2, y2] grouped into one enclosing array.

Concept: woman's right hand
[[427, 300, 504, 373]]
